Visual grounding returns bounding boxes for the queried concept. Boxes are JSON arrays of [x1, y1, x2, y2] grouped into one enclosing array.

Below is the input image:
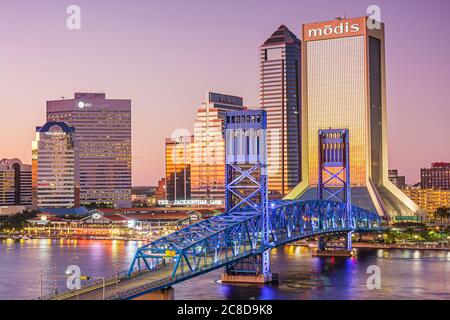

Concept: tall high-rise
[[388, 169, 406, 189], [46, 93, 131, 208], [0, 158, 32, 206], [165, 135, 193, 201], [32, 122, 78, 208], [286, 17, 419, 218], [260, 25, 302, 198], [191, 92, 245, 204]]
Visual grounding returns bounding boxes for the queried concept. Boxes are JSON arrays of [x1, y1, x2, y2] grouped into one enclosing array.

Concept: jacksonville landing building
[[286, 17, 419, 218]]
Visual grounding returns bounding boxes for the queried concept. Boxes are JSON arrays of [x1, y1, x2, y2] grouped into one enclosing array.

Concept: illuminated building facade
[[191, 92, 245, 204], [403, 188, 450, 214], [0, 158, 32, 206], [32, 122, 78, 208], [421, 163, 450, 190], [388, 170, 406, 189], [286, 17, 419, 218], [165, 135, 193, 201], [46, 93, 132, 208], [155, 178, 167, 202], [260, 25, 302, 198]]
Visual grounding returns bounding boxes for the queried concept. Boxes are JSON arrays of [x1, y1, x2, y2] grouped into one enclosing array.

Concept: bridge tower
[[221, 110, 274, 284], [316, 129, 354, 256]]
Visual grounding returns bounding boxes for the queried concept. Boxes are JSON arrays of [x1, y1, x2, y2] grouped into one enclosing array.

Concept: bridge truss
[[127, 199, 383, 295]]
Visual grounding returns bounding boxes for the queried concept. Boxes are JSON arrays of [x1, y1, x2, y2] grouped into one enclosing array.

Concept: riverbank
[[352, 242, 450, 251], [0, 234, 149, 242], [287, 241, 450, 251], [3, 234, 450, 252]]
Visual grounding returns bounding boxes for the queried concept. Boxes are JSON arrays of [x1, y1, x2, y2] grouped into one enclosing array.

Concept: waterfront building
[[0, 158, 32, 206], [402, 188, 450, 215], [286, 17, 419, 218], [165, 135, 193, 201], [32, 122, 78, 208], [26, 208, 206, 240], [260, 25, 302, 198], [421, 163, 450, 190], [388, 170, 406, 189], [46, 93, 131, 208], [191, 92, 245, 204]]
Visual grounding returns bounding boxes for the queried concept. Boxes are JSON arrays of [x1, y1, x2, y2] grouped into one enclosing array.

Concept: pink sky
[[1, 0, 449, 185]]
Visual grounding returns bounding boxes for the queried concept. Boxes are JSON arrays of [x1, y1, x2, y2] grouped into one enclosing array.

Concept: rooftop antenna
[[60, 96, 67, 100], [335, 11, 347, 21]]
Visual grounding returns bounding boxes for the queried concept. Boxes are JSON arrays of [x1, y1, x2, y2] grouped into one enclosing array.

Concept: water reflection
[[1, 240, 450, 300]]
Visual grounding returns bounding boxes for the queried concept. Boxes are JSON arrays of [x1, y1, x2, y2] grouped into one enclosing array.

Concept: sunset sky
[[1, 0, 449, 186]]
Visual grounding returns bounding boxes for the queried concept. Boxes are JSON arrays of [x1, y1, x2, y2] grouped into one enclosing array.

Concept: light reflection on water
[[0, 239, 449, 300]]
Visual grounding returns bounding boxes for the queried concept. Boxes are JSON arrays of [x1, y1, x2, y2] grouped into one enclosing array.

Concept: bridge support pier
[[221, 254, 278, 284], [133, 287, 175, 300], [313, 232, 354, 257]]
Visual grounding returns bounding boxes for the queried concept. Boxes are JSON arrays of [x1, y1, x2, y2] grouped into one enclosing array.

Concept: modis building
[[285, 17, 419, 219]]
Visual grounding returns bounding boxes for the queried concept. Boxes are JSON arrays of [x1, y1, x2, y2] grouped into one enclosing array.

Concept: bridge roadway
[[51, 246, 240, 300]]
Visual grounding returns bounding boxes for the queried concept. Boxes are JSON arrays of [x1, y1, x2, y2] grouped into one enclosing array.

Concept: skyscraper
[[32, 122, 78, 208], [388, 169, 406, 189], [0, 158, 32, 206], [191, 92, 245, 204], [165, 135, 193, 201], [286, 17, 419, 218], [260, 25, 302, 199], [46, 93, 132, 208]]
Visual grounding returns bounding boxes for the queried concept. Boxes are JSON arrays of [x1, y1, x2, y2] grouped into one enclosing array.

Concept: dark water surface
[[1, 239, 449, 300]]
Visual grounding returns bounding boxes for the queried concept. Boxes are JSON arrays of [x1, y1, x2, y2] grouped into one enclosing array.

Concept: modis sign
[[303, 17, 366, 41]]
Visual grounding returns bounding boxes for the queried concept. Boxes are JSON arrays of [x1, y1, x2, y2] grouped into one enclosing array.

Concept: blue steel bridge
[[44, 199, 383, 300], [120, 200, 383, 299], [44, 111, 385, 300]]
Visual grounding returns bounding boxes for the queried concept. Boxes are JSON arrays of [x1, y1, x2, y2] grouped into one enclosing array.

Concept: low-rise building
[[25, 207, 219, 240], [402, 188, 450, 214]]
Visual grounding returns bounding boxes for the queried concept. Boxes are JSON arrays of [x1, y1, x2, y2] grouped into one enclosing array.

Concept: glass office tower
[[260, 25, 302, 199], [0, 159, 32, 206], [165, 135, 193, 201], [191, 92, 245, 204], [32, 122, 77, 208], [286, 17, 419, 218], [46, 93, 131, 208]]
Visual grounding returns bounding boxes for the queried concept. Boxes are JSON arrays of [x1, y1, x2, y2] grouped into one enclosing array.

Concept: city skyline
[[1, 0, 449, 186]]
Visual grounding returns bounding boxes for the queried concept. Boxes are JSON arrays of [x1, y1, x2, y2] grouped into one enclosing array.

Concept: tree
[[0, 211, 37, 232]]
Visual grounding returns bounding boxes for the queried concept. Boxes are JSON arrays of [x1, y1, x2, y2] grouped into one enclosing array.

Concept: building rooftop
[[262, 25, 300, 46], [126, 213, 190, 221], [38, 207, 89, 216]]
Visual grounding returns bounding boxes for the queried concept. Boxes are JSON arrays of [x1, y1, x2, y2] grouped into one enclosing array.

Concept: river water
[[0, 239, 449, 300]]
